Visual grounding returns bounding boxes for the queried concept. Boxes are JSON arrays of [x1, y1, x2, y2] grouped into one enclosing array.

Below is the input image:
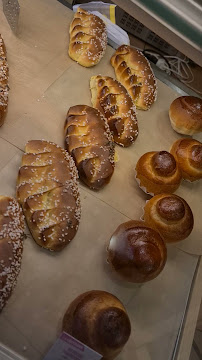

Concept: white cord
[[135, 48, 202, 95]]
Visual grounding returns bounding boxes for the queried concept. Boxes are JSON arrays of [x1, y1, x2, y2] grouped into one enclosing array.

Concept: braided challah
[[111, 45, 157, 110], [0, 35, 9, 126], [90, 75, 138, 147], [68, 7, 107, 67], [17, 140, 81, 251], [65, 105, 115, 190]]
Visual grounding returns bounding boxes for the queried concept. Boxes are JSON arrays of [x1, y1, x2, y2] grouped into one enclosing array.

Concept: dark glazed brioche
[[107, 220, 167, 283], [65, 105, 114, 190], [63, 290, 131, 359]]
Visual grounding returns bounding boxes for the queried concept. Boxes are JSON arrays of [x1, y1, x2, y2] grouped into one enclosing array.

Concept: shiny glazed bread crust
[[17, 140, 81, 251], [110, 45, 157, 110], [68, 7, 107, 67], [144, 194, 194, 243], [107, 220, 167, 283], [169, 96, 202, 135], [170, 138, 202, 182], [90, 75, 138, 147], [65, 105, 115, 190], [0, 35, 9, 126], [62, 290, 131, 360], [0, 196, 24, 311], [135, 151, 182, 195]]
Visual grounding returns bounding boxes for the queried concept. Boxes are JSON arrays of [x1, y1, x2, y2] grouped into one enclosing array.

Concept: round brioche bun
[[169, 96, 202, 135]]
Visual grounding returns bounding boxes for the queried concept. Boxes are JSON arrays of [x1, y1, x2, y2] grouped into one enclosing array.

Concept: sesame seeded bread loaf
[[111, 45, 157, 110], [17, 140, 81, 251], [0, 34, 9, 126], [90, 75, 138, 147], [65, 105, 115, 190], [0, 196, 24, 311], [68, 7, 107, 67]]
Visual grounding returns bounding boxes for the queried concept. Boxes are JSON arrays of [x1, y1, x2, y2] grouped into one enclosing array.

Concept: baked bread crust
[[135, 150, 182, 195], [68, 7, 107, 67], [169, 96, 202, 135], [0, 196, 24, 311], [110, 45, 157, 110], [0, 35, 9, 126], [62, 290, 131, 360], [107, 220, 167, 283], [143, 194, 194, 243], [170, 138, 202, 181], [17, 140, 81, 251], [90, 75, 138, 147], [65, 105, 114, 190]]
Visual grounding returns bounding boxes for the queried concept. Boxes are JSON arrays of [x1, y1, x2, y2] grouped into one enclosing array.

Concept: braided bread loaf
[[143, 194, 194, 243], [69, 7, 107, 67], [65, 105, 114, 190], [62, 290, 131, 360], [135, 151, 182, 195], [0, 196, 24, 311], [90, 75, 138, 147], [0, 35, 9, 126], [17, 140, 81, 251], [111, 45, 157, 110], [170, 138, 202, 182]]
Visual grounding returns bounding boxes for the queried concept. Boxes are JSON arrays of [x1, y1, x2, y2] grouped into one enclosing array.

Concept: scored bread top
[[0, 196, 24, 311], [0, 34, 9, 126], [90, 75, 138, 147], [65, 105, 115, 190], [111, 45, 157, 110], [17, 140, 81, 251], [68, 7, 107, 67]]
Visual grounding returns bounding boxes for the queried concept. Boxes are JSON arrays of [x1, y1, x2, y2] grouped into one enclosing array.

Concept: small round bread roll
[[135, 151, 182, 195], [107, 220, 167, 283], [143, 194, 194, 243], [170, 138, 202, 182], [169, 96, 202, 135], [62, 290, 131, 360]]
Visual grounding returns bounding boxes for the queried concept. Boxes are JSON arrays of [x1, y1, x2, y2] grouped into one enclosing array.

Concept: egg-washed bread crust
[[17, 140, 81, 251]]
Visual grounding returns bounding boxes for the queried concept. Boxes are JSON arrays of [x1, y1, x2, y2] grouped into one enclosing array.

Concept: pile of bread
[[0, 7, 202, 360]]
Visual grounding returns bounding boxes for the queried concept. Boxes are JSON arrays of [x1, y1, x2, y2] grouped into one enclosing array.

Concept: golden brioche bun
[[143, 194, 194, 243], [170, 138, 202, 182], [135, 151, 182, 195], [169, 96, 202, 135]]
